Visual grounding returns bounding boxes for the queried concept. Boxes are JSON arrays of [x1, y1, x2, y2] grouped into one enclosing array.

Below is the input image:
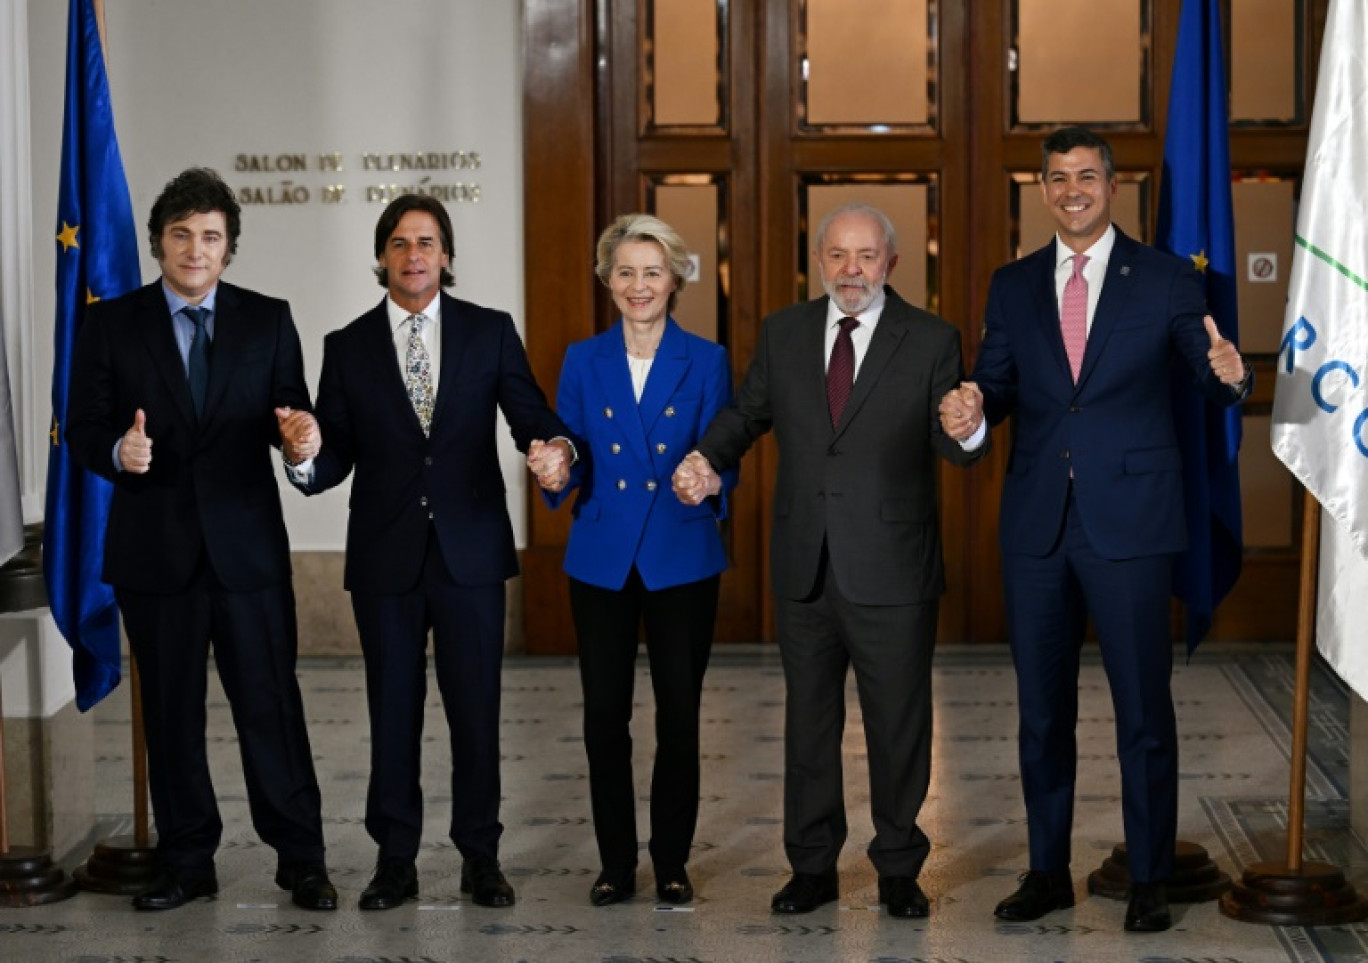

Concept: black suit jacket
[[66, 280, 310, 594], [697, 288, 987, 606], [296, 292, 568, 594]]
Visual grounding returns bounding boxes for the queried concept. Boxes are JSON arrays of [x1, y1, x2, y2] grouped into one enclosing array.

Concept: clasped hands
[[118, 406, 322, 474], [939, 382, 984, 441], [527, 439, 573, 493], [275, 407, 321, 465], [935, 315, 1245, 441], [671, 451, 721, 506]]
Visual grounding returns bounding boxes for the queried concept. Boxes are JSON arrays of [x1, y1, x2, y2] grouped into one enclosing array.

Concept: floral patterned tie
[[404, 314, 434, 434]]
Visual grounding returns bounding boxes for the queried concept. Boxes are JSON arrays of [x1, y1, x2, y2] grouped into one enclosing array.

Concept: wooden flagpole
[[71, 0, 158, 895], [1221, 490, 1368, 923]]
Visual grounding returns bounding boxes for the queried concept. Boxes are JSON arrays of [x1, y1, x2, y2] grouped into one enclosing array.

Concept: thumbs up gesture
[[119, 408, 153, 473], [1204, 316, 1246, 386]]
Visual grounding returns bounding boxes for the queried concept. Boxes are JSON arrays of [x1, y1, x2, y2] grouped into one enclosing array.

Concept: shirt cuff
[[284, 456, 315, 484], [958, 419, 989, 452]]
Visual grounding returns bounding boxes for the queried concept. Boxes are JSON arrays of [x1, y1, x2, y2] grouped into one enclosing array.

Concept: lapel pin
[[1120, 265, 1131, 276]]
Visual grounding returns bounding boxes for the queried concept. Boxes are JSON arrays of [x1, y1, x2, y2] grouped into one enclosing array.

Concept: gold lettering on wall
[[232, 149, 484, 206]]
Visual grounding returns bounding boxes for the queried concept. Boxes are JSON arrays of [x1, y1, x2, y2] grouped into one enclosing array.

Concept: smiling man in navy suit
[[285, 194, 573, 910], [941, 126, 1250, 932], [66, 168, 335, 912]]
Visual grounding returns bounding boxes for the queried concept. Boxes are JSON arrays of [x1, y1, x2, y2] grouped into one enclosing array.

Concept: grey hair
[[814, 202, 897, 255]]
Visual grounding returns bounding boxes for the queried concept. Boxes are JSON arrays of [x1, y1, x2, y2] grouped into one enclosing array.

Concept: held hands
[[275, 407, 321, 464], [1205, 316, 1246, 387], [527, 438, 572, 493], [939, 382, 984, 441], [672, 451, 721, 506], [119, 408, 153, 473]]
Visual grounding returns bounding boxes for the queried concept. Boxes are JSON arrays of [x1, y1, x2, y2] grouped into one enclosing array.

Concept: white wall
[[25, 0, 527, 551]]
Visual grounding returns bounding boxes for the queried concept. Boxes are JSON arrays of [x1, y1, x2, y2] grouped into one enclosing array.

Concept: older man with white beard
[[672, 203, 988, 918]]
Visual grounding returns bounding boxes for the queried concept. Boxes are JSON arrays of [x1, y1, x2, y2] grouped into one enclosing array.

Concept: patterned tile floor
[[4, 643, 1368, 962]]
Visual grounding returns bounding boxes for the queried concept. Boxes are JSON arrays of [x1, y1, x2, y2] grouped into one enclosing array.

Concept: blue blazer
[[972, 229, 1249, 561], [547, 319, 737, 591]]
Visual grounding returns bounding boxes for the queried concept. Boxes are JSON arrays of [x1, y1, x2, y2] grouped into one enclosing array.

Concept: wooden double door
[[521, 0, 1322, 653]]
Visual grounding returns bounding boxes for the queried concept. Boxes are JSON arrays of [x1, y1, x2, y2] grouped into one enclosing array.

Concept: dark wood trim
[[522, 0, 1326, 649], [522, 0, 598, 654]]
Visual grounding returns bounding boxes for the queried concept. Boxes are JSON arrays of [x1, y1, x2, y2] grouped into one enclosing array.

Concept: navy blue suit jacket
[[546, 319, 737, 591], [972, 229, 1248, 561], [66, 281, 309, 593], [296, 292, 568, 594]]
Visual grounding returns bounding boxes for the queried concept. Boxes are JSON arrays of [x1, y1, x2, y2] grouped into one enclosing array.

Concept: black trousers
[[568, 570, 719, 880], [350, 531, 506, 864], [117, 568, 325, 875]]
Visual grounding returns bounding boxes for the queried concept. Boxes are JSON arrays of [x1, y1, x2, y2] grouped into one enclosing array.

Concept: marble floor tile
[[2, 643, 1365, 962]]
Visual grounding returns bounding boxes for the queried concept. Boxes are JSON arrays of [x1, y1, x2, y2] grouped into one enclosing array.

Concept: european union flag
[[43, 0, 141, 710], [1157, 0, 1244, 651]]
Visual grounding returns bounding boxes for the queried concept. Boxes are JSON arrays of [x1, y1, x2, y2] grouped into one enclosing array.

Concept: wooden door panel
[[522, 0, 1321, 652]]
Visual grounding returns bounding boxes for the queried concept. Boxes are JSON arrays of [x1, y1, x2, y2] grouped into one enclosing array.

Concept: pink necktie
[[827, 316, 858, 427], [1061, 254, 1089, 382]]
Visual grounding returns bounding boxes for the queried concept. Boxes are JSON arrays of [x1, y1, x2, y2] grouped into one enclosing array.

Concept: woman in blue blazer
[[543, 214, 737, 906]]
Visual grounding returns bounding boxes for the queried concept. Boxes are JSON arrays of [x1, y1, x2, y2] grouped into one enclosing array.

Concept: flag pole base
[[74, 834, 159, 895], [0, 846, 79, 906], [1220, 861, 1368, 924], [1087, 840, 1231, 902]]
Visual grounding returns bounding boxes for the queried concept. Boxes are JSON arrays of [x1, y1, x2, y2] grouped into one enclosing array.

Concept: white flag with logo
[[1270, 0, 1368, 698]]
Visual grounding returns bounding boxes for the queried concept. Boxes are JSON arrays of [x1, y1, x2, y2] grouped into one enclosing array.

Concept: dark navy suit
[[546, 318, 736, 881], [971, 227, 1248, 881], [66, 280, 325, 876], [294, 292, 567, 864]]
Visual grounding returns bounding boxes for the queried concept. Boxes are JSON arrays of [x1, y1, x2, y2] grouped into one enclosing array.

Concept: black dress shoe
[[461, 858, 516, 907], [590, 872, 636, 906], [275, 860, 338, 911], [655, 867, 693, 905], [994, 869, 1074, 921], [1125, 881, 1171, 932], [132, 869, 219, 911], [359, 860, 418, 911], [771, 871, 839, 914], [878, 876, 929, 918]]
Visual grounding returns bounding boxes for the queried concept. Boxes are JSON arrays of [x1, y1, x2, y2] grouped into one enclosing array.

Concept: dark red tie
[[827, 316, 859, 427]]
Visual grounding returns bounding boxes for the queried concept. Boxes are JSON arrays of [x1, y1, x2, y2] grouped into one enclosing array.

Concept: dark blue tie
[[184, 305, 210, 419]]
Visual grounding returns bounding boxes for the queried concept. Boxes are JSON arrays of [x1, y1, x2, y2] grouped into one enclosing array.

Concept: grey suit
[[697, 287, 987, 877]]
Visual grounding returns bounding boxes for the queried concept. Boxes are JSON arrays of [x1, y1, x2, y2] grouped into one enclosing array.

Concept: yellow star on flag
[[86, 289, 100, 304], [56, 222, 80, 252], [50, 416, 61, 447], [1189, 249, 1209, 273]]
